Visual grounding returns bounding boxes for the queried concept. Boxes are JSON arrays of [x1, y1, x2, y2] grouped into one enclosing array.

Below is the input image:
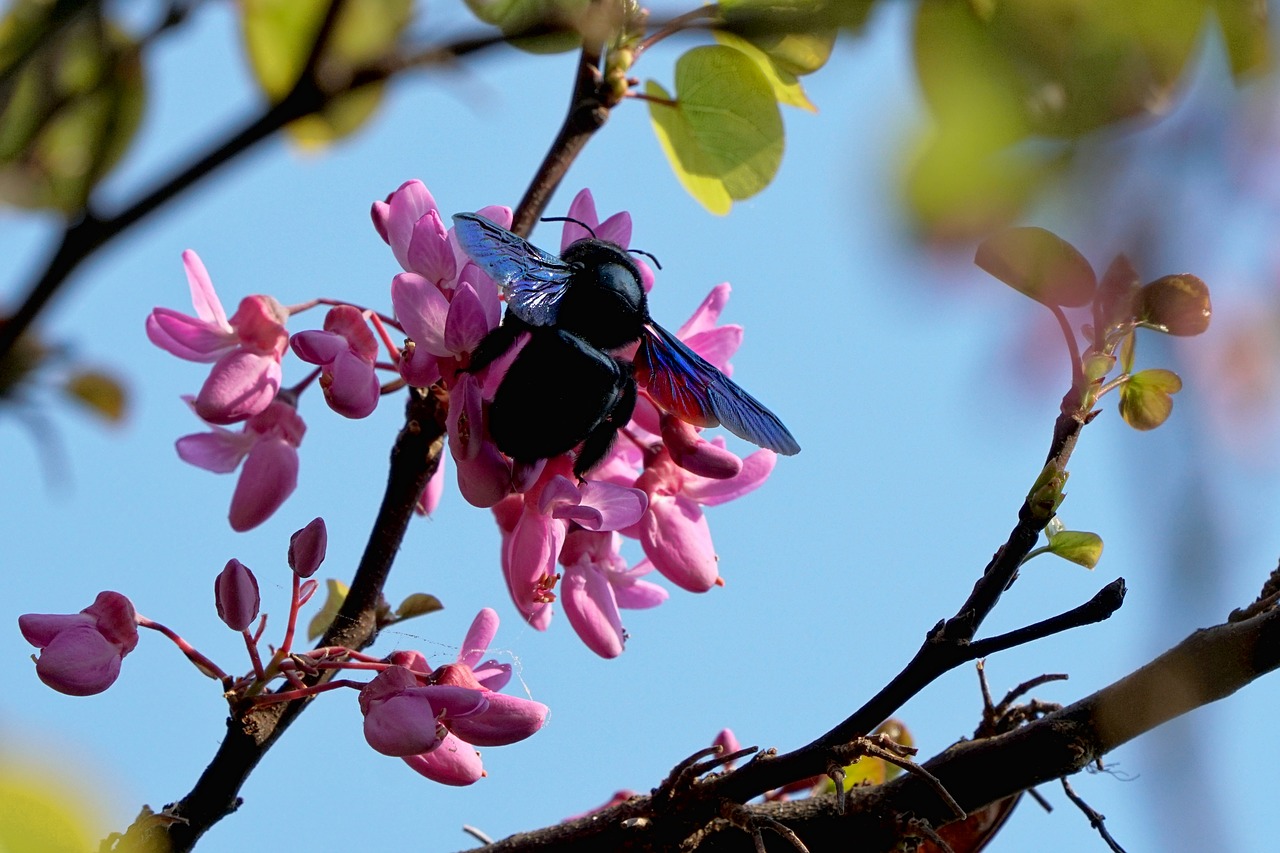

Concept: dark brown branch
[[465, 603, 1280, 852]]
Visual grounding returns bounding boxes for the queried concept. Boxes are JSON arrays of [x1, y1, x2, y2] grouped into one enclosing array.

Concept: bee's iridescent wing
[[636, 322, 800, 456], [452, 213, 573, 326]]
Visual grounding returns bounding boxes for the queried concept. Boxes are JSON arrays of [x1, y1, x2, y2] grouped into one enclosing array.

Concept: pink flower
[[629, 444, 775, 592], [559, 530, 668, 658], [176, 397, 306, 531], [501, 458, 647, 628], [288, 517, 327, 578], [147, 250, 289, 424], [214, 559, 259, 631], [19, 591, 139, 696], [290, 306, 381, 418], [364, 609, 547, 785]]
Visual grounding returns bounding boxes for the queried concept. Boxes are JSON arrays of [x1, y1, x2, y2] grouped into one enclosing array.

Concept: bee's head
[[559, 239, 648, 348]]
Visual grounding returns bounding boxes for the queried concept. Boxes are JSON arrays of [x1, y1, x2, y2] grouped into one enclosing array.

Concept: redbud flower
[[359, 666, 488, 757], [214, 559, 259, 631], [176, 397, 306, 531], [146, 250, 289, 424], [559, 529, 668, 658], [290, 306, 381, 418], [288, 517, 327, 578], [19, 591, 138, 696]]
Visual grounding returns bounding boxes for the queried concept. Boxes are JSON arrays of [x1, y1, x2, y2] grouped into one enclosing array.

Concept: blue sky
[[3, 3, 1279, 852]]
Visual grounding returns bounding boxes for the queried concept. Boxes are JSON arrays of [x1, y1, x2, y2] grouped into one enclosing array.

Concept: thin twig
[[1060, 778, 1127, 853]]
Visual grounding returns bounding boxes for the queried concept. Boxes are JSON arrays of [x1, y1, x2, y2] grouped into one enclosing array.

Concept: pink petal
[[447, 373, 485, 462], [459, 265, 503, 329], [399, 345, 442, 388], [33, 624, 123, 696], [422, 685, 490, 720], [19, 612, 92, 648], [363, 691, 443, 757], [417, 454, 447, 516], [81, 592, 139, 652], [683, 325, 742, 375], [402, 733, 484, 786], [676, 283, 731, 338], [613, 577, 669, 610], [391, 273, 450, 357], [595, 210, 633, 247], [562, 189, 599, 251], [639, 495, 718, 593], [471, 659, 511, 692], [561, 562, 625, 658], [323, 305, 378, 360], [444, 282, 493, 356], [182, 250, 228, 326], [538, 475, 581, 515], [146, 309, 237, 362], [406, 208, 456, 283], [176, 429, 253, 473], [371, 199, 392, 243], [455, 441, 512, 508], [290, 329, 347, 365], [573, 481, 647, 530], [195, 350, 282, 425], [504, 511, 566, 619], [228, 296, 289, 357], [324, 350, 380, 419], [684, 449, 776, 506], [446, 692, 548, 746], [228, 437, 299, 532], [458, 608, 499, 668], [386, 181, 438, 271]]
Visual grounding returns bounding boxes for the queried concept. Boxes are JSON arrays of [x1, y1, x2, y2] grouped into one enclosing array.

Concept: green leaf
[[394, 593, 444, 621], [462, 0, 589, 53], [1119, 368, 1182, 431], [1047, 530, 1103, 569], [63, 369, 127, 423], [307, 578, 349, 641], [647, 45, 784, 215], [0, 5, 146, 212], [1212, 0, 1270, 77], [240, 0, 412, 147], [974, 227, 1097, 308], [712, 31, 818, 112]]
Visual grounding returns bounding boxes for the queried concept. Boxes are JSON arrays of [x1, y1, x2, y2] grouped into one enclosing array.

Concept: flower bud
[[214, 559, 260, 631], [19, 591, 138, 696], [288, 517, 328, 578], [1139, 274, 1211, 336]]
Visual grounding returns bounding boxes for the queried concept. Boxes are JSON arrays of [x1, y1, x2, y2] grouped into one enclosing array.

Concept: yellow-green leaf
[[0, 759, 103, 853], [1047, 530, 1104, 569], [462, 0, 589, 53], [1212, 0, 1270, 77], [62, 369, 127, 423], [647, 45, 784, 215], [394, 592, 443, 621], [974, 226, 1097, 308], [1119, 368, 1182, 431], [307, 578, 349, 641], [0, 6, 146, 212], [712, 31, 817, 112], [240, 0, 412, 147]]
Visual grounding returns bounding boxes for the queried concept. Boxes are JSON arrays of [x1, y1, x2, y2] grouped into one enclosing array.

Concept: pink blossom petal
[[683, 325, 742, 375], [504, 511, 566, 619], [613, 575, 669, 610], [146, 309, 237, 361], [422, 685, 490, 720], [386, 181, 438, 270], [33, 624, 124, 696], [325, 350, 380, 418], [19, 613, 93, 648], [562, 189, 599, 250], [81, 591, 139, 652], [399, 345, 442, 388], [323, 305, 378, 360], [229, 437, 298, 531], [595, 210, 633, 248], [661, 416, 743, 479], [391, 273, 450, 357], [290, 329, 347, 364], [363, 692, 443, 757], [676, 283, 731, 338], [458, 608, 499, 668], [573, 481, 648, 530], [195, 350, 282, 424], [228, 296, 289, 356], [446, 692, 548, 746], [640, 495, 718, 592], [183, 250, 228, 327], [176, 429, 253, 473], [456, 441, 512, 508], [447, 373, 485, 462], [444, 282, 493, 355], [459, 265, 503, 329], [561, 562, 625, 658], [417, 455, 446, 516], [402, 733, 484, 786], [538, 475, 581, 515], [407, 208, 456, 283], [684, 449, 776, 506], [471, 659, 511, 692], [371, 199, 392, 243]]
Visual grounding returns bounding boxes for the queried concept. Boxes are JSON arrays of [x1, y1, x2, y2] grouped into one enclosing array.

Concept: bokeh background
[[3, 2, 1279, 851]]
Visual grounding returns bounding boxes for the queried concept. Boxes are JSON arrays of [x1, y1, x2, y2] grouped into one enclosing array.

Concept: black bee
[[452, 213, 800, 477]]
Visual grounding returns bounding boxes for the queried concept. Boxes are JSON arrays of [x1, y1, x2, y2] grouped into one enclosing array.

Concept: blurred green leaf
[[1119, 368, 1182, 430], [63, 369, 127, 423], [1212, 0, 1271, 77], [719, 0, 875, 35], [241, 0, 412, 147], [712, 31, 817, 112], [975, 226, 1097, 308], [1047, 530, 1103, 568], [647, 45, 784, 215], [462, 0, 589, 53], [0, 4, 145, 212], [307, 578, 349, 641]]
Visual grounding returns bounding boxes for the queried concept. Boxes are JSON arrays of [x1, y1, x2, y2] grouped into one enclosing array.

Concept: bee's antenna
[[628, 248, 662, 271], [541, 216, 597, 239]]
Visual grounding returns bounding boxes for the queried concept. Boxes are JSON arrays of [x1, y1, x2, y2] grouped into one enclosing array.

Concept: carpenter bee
[[452, 212, 800, 477]]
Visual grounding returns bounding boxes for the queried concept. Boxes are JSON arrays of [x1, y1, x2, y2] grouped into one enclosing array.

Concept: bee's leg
[[574, 365, 636, 479]]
